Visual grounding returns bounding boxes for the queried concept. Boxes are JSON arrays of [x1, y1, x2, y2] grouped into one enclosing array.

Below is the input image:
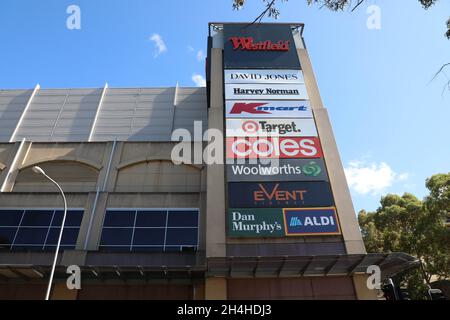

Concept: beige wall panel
[[206, 48, 226, 258], [205, 278, 227, 300], [115, 160, 202, 193]]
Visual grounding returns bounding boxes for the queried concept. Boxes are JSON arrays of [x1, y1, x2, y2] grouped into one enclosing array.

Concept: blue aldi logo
[[283, 207, 341, 236]]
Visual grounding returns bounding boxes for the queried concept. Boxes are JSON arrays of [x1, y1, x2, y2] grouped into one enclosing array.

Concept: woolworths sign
[[227, 208, 284, 237]]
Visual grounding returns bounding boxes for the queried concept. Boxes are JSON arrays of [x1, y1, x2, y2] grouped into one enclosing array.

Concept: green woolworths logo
[[302, 161, 322, 177]]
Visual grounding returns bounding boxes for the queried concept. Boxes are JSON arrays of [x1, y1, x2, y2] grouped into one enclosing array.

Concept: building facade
[[0, 23, 415, 300]]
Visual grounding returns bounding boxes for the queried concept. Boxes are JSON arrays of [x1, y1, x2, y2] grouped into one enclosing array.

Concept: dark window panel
[[21, 210, 54, 227], [131, 246, 164, 253], [46, 228, 80, 245], [167, 210, 198, 227], [14, 228, 48, 245], [132, 228, 165, 246], [11, 245, 44, 252], [100, 228, 133, 246], [51, 210, 84, 227], [0, 227, 17, 246], [165, 228, 198, 246], [98, 246, 131, 253], [44, 245, 76, 251], [135, 210, 167, 228], [103, 211, 136, 227], [0, 210, 24, 226]]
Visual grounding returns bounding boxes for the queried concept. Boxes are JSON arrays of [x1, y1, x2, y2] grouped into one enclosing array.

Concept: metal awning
[[207, 253, 419, 279], [0, 253, 418, 281]]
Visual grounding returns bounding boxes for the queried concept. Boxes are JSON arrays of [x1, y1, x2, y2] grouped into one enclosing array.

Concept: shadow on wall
[[114, 160, 202, 193], [13, 160, 100, 193]]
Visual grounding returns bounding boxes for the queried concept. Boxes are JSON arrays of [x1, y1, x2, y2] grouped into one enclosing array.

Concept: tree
[[233, 0, 450, 89], [358, 173, 450, 299]]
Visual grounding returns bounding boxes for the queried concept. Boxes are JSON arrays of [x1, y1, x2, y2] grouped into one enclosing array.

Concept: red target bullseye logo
[[242, 121, 259, 133]]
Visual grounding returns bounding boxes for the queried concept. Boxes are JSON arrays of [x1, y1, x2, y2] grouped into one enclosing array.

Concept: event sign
[[227, 181, 335, 208]]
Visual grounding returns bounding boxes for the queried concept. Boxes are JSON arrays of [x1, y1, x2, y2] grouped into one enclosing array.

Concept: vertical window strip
[[10, 210, 25, 251], [42, 209, 56, 250], [130, 210, 138, 252]]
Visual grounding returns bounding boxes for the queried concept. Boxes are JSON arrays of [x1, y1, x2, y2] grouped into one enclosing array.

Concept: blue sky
[[0, 0, 449, 212]]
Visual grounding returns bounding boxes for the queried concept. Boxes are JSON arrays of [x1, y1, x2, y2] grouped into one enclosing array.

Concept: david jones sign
[[225, 70, 304, 84]]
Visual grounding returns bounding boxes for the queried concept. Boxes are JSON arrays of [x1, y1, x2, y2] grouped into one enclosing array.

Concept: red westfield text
[[226, 137, 323, 159]]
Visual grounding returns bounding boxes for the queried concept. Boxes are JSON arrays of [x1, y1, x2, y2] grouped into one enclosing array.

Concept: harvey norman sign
[[226, 101, 312, 118], [226, 159, 328, 182], [226, 118, 317, 137], [225, 70, 304, 84], [225, 83, 309, 100]]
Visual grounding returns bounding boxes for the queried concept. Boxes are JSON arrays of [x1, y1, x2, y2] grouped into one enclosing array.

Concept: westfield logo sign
[[230, 37, 290, 51]]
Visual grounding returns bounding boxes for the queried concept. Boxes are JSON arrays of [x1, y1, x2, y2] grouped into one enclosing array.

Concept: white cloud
[[344, 160, 408, 195], [149, 33, 167, 57], [192, 73, 206, 87], [196, 50, 205, 62], [187, 46, 195, 52]]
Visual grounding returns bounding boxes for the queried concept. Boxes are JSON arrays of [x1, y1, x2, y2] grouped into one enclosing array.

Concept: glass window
[[46, 228, 80, 245], [51, 210, 84, 227], [0, 209, 83, 252], [21, 210, 54, 227], [0, 227, 17, 247], [132, 228, 165, 246], [14, 228, 49, 245], [135, 210, 167, 227], [0, 210, 24, 226], [100, 228, 133, 246], [103, 210, 135, 227], [100, 209, 199, 252], [166, 228, 198, 246], [167, 210, 198, 227]]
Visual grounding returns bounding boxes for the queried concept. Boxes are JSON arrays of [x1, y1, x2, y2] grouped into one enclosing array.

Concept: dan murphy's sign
[[227, 208, 284, 237]]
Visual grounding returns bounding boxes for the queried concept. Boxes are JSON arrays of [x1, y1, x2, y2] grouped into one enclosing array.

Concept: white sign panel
[[225, 83, 309, 100], [225, 100, 313, 119], [225, 69, 304, 84], [226, 119, 317, 137]]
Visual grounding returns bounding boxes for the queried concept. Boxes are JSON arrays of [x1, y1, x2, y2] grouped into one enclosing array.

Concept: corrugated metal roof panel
[[0, 87, 207, 142]]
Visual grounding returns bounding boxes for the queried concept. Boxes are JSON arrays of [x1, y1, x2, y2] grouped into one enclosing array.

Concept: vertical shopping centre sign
[[222, 23, 341, 239]]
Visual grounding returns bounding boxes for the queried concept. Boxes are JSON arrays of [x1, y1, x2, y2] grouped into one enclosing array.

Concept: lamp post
[[32, 166, 68, 301]]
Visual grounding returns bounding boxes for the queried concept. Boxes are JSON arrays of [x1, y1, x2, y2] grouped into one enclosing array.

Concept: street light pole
[[32, 166, 68, 301]]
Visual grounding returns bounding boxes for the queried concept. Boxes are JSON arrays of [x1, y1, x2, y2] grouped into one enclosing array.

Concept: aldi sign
[[225, 83, 309, 100], [225, 70, 304, 84], [226, 159, 328, 182], [227, 208, 284, 237], [225, 100, 312, 118], [283, 207, 341, 236], [226, 118, 317, 137], [228, 181, 335, 208]]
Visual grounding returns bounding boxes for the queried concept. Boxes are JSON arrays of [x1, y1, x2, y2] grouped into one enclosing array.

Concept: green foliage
[[358, 173, 450, 299]]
